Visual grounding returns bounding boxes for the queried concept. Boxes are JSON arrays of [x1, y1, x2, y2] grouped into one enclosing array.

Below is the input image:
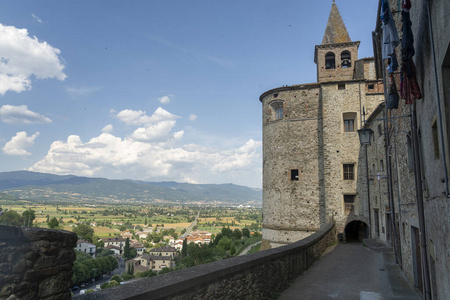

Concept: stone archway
[[344, 220, 369, 242]]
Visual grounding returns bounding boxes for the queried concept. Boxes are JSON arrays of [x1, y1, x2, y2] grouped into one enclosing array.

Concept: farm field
[[0, 201, 262, 241]]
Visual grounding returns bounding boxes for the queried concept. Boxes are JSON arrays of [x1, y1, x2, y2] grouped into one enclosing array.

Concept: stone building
[[362, 0, 450, 299], [260, 2, 383, 250]]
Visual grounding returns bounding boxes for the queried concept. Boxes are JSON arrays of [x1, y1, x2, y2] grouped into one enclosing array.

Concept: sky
[[0, 0, 379, 188]]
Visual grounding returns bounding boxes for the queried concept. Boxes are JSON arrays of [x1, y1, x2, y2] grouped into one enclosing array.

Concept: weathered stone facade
[[0, 225, 77, 300], [364, 0, 450, 299], [260, 2, 383, 249]]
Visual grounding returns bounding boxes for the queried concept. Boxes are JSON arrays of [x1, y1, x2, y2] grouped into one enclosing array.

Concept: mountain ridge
[[0, 171, 262, 205]]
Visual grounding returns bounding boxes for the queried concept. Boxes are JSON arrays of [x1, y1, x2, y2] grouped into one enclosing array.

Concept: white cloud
[[0, 24, 66, 95], [31, 14, 44, 24], [30, 107, 262, 186], [102, 124, 114, 133], [3, 131, 39, 156], [115, 107, 178, 126], [188, 114, 197, 121], [0, 104, 52, 125], [130, 120, 177, 142], [158, 95, 172, 104]]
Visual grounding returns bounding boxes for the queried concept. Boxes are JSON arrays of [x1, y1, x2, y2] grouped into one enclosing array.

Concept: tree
[[73, 224, 94, 242], [217, 236, 231, 251], [230, 245, 236, 256], [232, 229, 242, 240], [47, 217, 60, 229], [22, 209, 35, 226], [242, 228, 250, 238], [123, 237, 131, 259], [181, 238, 188, 257], [221, 227, 233, 239], [0, 210, 23, 226]]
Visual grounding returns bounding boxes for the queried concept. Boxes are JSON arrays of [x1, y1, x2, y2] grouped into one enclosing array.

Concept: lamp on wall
[[358, 127, 374, 146]]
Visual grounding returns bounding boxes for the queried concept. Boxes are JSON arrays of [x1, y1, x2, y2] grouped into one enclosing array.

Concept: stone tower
[[260, 1, 384, 250]]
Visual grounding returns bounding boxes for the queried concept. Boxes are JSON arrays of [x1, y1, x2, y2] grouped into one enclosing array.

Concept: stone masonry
[[260, 2, 383, 250], [0, 225, 77, 300]]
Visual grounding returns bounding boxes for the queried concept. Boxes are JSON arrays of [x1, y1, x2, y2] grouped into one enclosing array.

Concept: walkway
[[278, 240, 420, 300]]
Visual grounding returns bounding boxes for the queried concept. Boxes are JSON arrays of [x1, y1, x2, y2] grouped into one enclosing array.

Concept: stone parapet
[[0, 225, 77, 300], [80, 223, 335, 300]]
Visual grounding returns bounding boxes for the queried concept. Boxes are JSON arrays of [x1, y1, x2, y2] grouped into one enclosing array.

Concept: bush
[[110, 274, 122, 283], [86, 289, 94, 293], [122, 274, 134, 281]]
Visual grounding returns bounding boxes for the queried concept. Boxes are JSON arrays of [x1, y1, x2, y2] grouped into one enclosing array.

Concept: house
[[126, 252, 175, 273], [149, 246, 176, 258], [104, 244, 122, 256], [75, 240, 96, 258], [130, 240, 145, 256], [101, 237, 126, 253]]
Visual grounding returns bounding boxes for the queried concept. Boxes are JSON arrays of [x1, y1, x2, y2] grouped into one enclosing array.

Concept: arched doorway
[[344, 220, 368, 242]]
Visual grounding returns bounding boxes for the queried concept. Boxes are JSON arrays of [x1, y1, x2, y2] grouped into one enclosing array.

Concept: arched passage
[[344, 220, 369, 242]]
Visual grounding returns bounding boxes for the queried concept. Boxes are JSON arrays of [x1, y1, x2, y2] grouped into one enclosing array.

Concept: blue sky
[[0, 1, 378, 188]]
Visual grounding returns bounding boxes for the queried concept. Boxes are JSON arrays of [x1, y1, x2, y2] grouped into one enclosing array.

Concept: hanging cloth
[[400, 0, 422, 104], [381, 0, 400, 59], [388, 72, 399, 109]]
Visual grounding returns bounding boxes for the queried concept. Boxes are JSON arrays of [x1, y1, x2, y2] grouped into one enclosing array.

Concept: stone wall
[[0, 225, 77, 300], [81, 223, 336, 300]]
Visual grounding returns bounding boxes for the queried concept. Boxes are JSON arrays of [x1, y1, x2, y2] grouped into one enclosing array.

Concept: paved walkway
[[278, 240, 421, 300]]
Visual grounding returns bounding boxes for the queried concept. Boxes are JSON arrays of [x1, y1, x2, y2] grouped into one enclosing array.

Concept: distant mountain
[[0, 171, 261, 205]]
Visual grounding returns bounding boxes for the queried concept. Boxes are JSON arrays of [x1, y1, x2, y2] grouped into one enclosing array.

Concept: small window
[[341, 51, 351, 68], [343, 112, 356, 132], [378, 124, 383, 136], [338, 83, 346, 90], [343, 164, 355, 180], [368, 84, 375, 90], [344, 119, 354, 132], [270, 100, 284, 121], [380, 160, 384, 172], [276, 107, 283, 120], [325, 52, 335, 69], [291, 169, 299, 181], [344, 195, 355, 214]]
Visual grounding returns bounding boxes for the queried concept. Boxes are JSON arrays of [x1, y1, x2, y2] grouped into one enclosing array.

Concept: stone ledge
[[80, 223, 335, 300]]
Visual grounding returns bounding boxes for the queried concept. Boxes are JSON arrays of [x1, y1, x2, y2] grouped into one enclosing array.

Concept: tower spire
[[322, 1, 351, 44]]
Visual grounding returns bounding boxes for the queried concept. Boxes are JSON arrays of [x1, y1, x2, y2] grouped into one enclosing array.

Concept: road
[[239, 241, 261, 256], [179, 209, 201, 239]]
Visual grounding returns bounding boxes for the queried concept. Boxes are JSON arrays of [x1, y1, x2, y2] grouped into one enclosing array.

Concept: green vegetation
[[71, 251, 118, 287]]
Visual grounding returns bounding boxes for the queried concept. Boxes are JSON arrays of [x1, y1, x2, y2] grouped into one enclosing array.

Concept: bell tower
[[314, 1, 360, 82]]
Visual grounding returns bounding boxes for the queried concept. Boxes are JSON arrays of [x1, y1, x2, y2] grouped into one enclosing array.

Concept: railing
[[81, 223, 336, 300]]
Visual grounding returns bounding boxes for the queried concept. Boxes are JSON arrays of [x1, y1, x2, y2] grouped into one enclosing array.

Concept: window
[[338, 83, 346, 90], [378, 124, 383, 136], [380, 160, 384, 172], [343, 112, 356, 132], [368, 84, 375, 90], [341, 50, 351, 68], [344, 195, 355, 214], [343, 164, 355, 180], [276, 107, 283, 120], [291, 169, 299, 181], [270, 100, 284, 121], [325, 52, 335, 69], [344, 119, 354, 132]]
